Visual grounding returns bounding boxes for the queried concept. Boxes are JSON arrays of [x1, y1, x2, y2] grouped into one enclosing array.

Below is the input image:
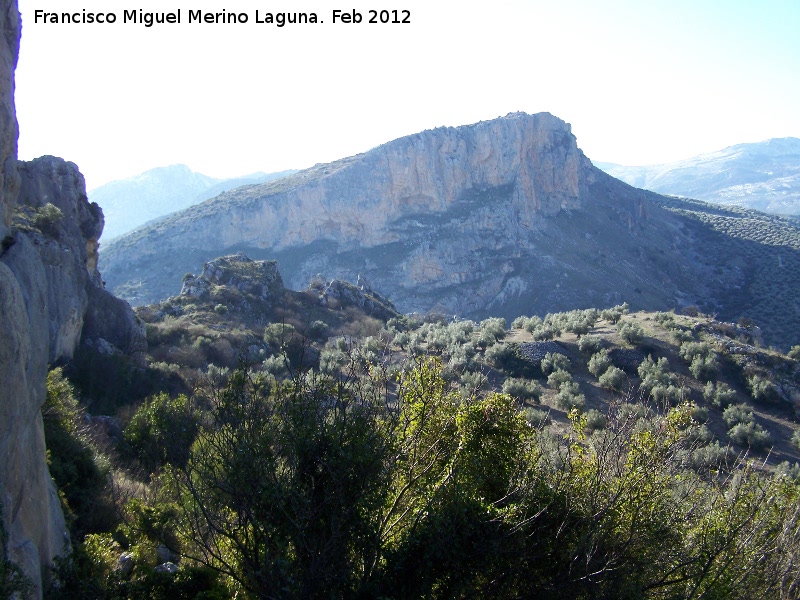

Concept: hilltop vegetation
[[42, 256, 800, 598]]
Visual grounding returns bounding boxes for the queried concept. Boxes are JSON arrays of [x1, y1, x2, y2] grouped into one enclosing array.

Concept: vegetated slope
[[134, 257, 800, 471], [50, 250, 800, 598], [90, 164, 296, 241], [100, 113, 800, 350], [596, 137, 800, 216]]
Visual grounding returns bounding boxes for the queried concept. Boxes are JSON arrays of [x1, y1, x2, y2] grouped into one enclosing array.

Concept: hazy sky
[[15, 0, 800, 190]]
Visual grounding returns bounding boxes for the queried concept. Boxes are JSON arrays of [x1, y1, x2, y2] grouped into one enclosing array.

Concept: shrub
[[680, 341, 719, 381], [598, 366, 625, 391], [547, 369, 572, 389], [33, 202, 63, 232], [264, 323, 297, 349], [485, 343, 538, 378], [124, 393, 199, 472], [728, 422, 772, 450], [691, 441, 731, 471], [792, 429, 800, 451], [587, 350, 613, 377], [555, 381, 585, 410], [789, 346, 800, 360], [43, 368, 114, 536], [541, 352, 570, 375], [600, 302, 628, 324], [650, 384, 687, 406], [584, 408, 607, 432], [722, 403, 754, 427], [653, 312, 676, 327], [691, 404, 709, 423], [308, 320, 328, 339], [459, 371, 488, 397], [618, 321, 643, 344], [616, 402, 650, 422], [703, 381, 736, 408], [748, 375, 781, 404], [479, 317, 507, 342], [511, 316, 529, 329], [638, 355, 672, 394], [578, 335, 601, 354], [502, 378, 542, 402], [531, 325, 559, 341], [523, 407, 551, 428]]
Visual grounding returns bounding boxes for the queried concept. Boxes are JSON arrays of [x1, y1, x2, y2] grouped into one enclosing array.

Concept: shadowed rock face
[[0, 3, 145, 595]]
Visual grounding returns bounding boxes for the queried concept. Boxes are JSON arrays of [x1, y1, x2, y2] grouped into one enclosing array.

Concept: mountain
[[596, 138, 800, 215], [100, 113, 800, 351], [89, 165, 296, 241]]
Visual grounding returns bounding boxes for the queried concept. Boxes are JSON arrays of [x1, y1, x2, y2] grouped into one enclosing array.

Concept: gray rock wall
[[0, 2, 145, 596]]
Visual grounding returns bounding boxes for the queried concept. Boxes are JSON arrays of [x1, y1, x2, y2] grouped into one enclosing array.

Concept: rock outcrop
[[0, 2, 145, 595], [180, 252, 283, 303]]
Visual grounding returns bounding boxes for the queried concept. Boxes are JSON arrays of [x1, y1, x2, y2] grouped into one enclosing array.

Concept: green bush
[[541, 352, 570, 375], [555, 381, 585, 410], [638, 355, 672, 394], [124, 393, 199, 472], [587, 349, 613, 377], [728, 422, 773, 451], [703, 381, 736, 408], [44, 368, 116, 537], [33, 202, 63, 233], [680, 341, 719, 381], [600, 302, 628, 324], [584, 408, 607, 431], [484, 343, 538, 378], [547, 369, 572, 389], [618, 321, 644, 344], [722, 403, 754, 427], [748, 375, 781, 404], [502, 377, 542, 402], [523, 407, 551, 428], [577, 335, 602, 354], [598, 366, 625, 391]]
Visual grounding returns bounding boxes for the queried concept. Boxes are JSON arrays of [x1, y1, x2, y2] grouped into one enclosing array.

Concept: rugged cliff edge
[[0, 1, 145, 595]]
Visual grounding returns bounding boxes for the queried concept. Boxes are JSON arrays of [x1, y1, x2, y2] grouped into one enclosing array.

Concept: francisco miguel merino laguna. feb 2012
[[32, 8, 412, 26]]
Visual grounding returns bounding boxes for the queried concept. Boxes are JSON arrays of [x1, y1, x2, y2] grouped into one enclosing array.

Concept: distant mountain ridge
[[596, 138, 800, 216], [99, 113, 800, 350], [90, 164, 297, 240]]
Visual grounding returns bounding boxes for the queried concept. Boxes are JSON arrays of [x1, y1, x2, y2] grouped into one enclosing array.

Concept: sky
[[14, 0, 800, 191]]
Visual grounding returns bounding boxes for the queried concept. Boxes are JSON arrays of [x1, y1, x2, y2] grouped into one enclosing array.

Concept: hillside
[[596, 137, 800, 216], [130, 256, 800, 467], [99, 113, 800, 350], [47, 254, 800, 597], [89, 165, 296, 241]]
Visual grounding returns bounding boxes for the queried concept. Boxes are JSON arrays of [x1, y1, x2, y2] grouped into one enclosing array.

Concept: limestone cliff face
[[0, 1, 145, 594], [194, 111, 589, 250], [1, 155, 146, 597], [102, 112, 599, 306]]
